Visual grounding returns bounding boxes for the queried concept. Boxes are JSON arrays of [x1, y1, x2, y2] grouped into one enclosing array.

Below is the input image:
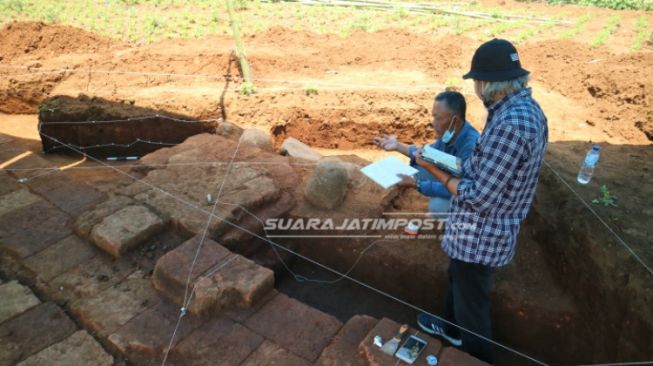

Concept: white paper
[[360, 157, 419, 189], [422, 145, 458, 169]]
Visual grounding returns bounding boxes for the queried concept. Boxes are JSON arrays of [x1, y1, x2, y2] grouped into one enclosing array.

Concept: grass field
[[1, 0, 650, 51]]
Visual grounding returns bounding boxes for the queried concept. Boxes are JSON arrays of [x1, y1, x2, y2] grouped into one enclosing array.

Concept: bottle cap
[[592, 144, 600, 151], [426, 354, 438, 365]]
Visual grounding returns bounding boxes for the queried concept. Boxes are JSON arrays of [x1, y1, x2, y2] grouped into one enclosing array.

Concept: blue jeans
[[414, 166, 451, 215]]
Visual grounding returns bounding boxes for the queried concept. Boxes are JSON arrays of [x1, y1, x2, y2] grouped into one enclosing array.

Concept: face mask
[[441, 116, 456, 144]]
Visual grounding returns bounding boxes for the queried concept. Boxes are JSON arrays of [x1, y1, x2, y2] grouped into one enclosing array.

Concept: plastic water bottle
[[577, 144, 600, 185]]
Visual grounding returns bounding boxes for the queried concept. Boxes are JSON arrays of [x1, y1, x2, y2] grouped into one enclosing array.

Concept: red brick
[[244, 293, 342, 362], [74, 195, 135, 239], [0, 302, 77, 365], [223, 289, 279, 323], [43, 252, 135, 304], [438, 347, 491, 366], [153, 235, 231, 305], [170, 316, 263, 366], [0, 200, 71, 258], [69, 271, 160, 337], [219, 191, 296, 248], [316, 315, 378, 366], [0, 152, 52, 180], [241, 340, 312, 366], [107, 301, 203, 366], [0, 171, 21, 196], [16, 330, 114, 366], [191, 254, 274, 315], [23, 235, 96, 281], [130, 162, 280, 238], [27, 173, 105, 217], [0, 280, 40, 323], [0, 189, 42, 216], [154, 234, 274, 316], [90, 205, 165, 257]]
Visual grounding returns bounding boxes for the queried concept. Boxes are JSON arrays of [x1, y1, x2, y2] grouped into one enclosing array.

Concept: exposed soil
[[1, 20, 651, 145], [1, 7, 652, 365]]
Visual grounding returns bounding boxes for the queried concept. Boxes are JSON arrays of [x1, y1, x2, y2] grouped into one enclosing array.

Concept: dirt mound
[[0, 22, 650, 144], [584, 52, 653, 140], [270, 105, 434, 150], [523, 40, 653, 141], [0, 21, 119, 61], [251, 27, 468, 79]]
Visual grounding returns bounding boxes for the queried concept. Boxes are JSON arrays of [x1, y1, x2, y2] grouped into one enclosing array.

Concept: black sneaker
[[417, 313, 462, 347]]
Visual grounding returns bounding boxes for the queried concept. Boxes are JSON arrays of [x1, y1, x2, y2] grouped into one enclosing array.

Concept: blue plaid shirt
[[442, 88, 548, 267]]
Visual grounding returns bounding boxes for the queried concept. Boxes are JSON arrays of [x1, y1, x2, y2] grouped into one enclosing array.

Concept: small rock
[[304, 160, 348, 209], [215, 121, 244, 140], [239, 128, 274, 152], [278, 137, 322, 162]]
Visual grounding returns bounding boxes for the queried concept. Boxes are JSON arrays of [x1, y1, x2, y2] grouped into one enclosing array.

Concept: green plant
[[559, 13, 591, 39], [38, 99, 60, 114], [392, 5, 409, 20], [304, 85, 318, 96], [630, 15, 648, 51], [592, 185, 618, 207], [515, 21, 555, 43], [42, 4, 61, 24], [241, 82, 255, 96], [444, 77, 461, 87], [591, 15, 620, 47], [234, 0, 249, 10], [3, 0, 25, 12], [487, 21, 524, 37], [533, 0, 653, 11]]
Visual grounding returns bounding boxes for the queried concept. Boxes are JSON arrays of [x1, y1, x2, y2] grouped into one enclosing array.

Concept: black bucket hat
[[462, 39, 529, 82]]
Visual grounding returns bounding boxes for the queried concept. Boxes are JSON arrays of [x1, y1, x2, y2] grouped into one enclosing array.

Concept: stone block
[[0, 280, 40, 323], [43, 253, 135, 304], [316, 315, 378, 366], [279, 137, 322, 162], [16, 330, 113, 366], [241, 340, 311, 366], [191, 255, 274, 315], [438, 346, 491, 366], [245, 293, 342, 362], [90, 205, 165, 257], [0, 200, 71, 258], [23, 235, 96, 282], [74, 195, 135, 238], [0, 189, 42, 216], [69, 271, 160, 337], [0, 302, 76, 365], [239, 128, 274, 152], [170, 316, 263, 366], [215, 121, 243, 140], [107, 301, 203, 366], [0, 171, 21, 196], [153, 235, 273, 316], [153, 235, 231, 305], [27, 173, 105, 216], [304, 160, 348, 209]]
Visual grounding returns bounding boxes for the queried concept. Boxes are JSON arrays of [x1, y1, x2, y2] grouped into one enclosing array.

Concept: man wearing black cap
[[414, 39, 548, 364]]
